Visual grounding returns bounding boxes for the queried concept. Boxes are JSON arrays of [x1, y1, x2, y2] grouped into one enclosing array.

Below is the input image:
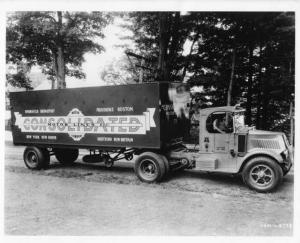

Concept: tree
[[6, 11, 111, 89], [125, 12, 192, 82], [100, 56, 137, 85], [124, 11, 295, 135], [6, 60, 33, 90]]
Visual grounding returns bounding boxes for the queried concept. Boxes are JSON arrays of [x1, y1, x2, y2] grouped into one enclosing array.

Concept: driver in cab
[[213, 114, 233, 134]]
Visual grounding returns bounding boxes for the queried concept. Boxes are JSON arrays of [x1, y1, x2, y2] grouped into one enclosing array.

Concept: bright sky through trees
[[31, 16, 135, 89]]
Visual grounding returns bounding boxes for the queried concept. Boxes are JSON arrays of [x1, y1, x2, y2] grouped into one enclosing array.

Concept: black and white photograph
[[2, 0, 299, 239]]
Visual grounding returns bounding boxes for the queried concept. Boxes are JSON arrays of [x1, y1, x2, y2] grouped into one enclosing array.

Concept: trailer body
[[10, 83, 183, 149]]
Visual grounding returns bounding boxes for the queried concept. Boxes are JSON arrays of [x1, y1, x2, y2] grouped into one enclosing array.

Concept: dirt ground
[[4, 140, 294, 235]]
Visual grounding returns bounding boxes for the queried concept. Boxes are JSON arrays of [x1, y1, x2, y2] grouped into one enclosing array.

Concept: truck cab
[[168, 105, 293, 192]]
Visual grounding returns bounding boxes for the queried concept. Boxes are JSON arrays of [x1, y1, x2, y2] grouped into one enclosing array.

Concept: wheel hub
[[31, 155, 36, 161], [147, 164, 154, 173], [250, 164, 274, 187], [139, 159, 157, 179], [257, 170, 265, 178], [28, 153, 37, 164]]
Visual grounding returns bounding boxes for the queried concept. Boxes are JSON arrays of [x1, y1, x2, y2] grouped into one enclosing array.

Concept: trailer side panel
[[10, 84, 161, 149]]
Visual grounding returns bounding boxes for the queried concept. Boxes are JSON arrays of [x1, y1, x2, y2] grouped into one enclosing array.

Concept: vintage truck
[[10, 82, 293, 192]]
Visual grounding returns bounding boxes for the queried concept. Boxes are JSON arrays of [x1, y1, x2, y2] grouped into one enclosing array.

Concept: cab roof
[[200, 105, 245, 116]]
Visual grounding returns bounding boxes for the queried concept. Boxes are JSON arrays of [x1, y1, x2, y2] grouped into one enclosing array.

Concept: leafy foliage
[[6, 61, 33, 90], [6, 71, 33, 90], [125, 12, 295, 134], [100, 56, 137, 85], [6, 11, 112, 87]]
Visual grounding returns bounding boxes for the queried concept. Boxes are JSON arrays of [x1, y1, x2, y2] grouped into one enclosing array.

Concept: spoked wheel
[[134, 152, 166, 183], [23, 146, 50, 170], [242, 156, 283, 193], [249, 164, 274, 188]]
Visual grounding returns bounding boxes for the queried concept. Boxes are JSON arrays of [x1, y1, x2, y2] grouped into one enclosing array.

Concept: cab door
[[206, 111, 236, 171], [214, 133, 231, 152]]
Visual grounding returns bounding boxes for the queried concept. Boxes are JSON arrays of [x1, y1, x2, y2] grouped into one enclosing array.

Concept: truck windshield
[[234, 112, 245, 132]]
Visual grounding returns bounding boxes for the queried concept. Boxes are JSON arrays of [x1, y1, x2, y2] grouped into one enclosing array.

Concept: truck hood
[[248, 129, 284, 136], [246, 129, 287, 151]]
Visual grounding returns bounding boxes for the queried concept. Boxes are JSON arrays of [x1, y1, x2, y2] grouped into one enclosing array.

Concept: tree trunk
[[139, 59, 145, 83], [51, 79, 55, 89], [261, 66, 269, 130], [56, 46, 66, 89], [56, 11, 66, 89], [167, 12, 180, 79], [52, 52, 58, 89], [245, 44, 254, 125], [289, 60, 294, 146], [255, 44, 263, 129], [227, 47, 236, 106], [157, 12, 169, 81], [289, 101, 294, 146]]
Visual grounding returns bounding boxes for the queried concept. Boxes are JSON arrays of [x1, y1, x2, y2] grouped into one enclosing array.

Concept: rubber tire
[[54, 148, 79, 165], [23, 146, 50, 170], [161, 155, 170, 175], [134, 152, 166, 183], [242, 156, 283, 193]]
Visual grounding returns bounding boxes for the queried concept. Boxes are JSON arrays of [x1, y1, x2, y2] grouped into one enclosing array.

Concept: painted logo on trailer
[[14, 108, 156, 141]]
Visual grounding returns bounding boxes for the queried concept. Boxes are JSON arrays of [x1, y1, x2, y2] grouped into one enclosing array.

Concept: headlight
[[281, 149, 289, 160]]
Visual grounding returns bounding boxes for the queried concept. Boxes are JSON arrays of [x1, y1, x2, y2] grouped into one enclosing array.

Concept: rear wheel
[[134, 152, 166, 183], [23, 146, 50, 170], [242, 156, 283, 192], [54, 148, 79, 165], [161, 155, 170, 175]]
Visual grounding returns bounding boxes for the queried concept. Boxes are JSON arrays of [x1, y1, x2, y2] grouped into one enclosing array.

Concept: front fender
[[238, 148, 283, 172]]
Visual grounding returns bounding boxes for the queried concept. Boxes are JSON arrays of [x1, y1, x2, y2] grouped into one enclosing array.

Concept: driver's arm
[[213, 119, 225, 134]]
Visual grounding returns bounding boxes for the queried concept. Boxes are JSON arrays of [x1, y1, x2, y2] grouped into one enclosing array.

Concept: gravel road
[[5, 141, 294, 235]]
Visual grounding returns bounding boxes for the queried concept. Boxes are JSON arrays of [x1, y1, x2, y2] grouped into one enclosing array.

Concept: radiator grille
[[250, 139, 280, 149]]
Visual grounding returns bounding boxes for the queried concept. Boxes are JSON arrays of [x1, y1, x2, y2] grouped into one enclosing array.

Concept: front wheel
[[242, 156, 283, 192], [134, 152, 166, 183], [23, 146, 50, 170], [54, 148, 79, 165]]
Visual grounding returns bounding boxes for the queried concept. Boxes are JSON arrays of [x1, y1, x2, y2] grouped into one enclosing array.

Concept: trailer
[[10, 82, 293, 192]]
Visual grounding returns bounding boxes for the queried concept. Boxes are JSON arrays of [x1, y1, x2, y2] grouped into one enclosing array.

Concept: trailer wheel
[[134, 152, 166, 183], [242, 156, 283, 193], [54, 148, 79, 165], [161, 155, 170, 175], [23, 146, 50, 170]]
